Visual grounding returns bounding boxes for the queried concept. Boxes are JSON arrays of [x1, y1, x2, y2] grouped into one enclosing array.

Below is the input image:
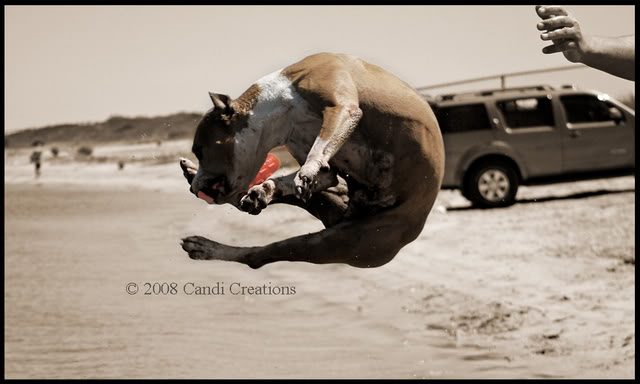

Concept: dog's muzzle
[[194, 175, 228, 204]]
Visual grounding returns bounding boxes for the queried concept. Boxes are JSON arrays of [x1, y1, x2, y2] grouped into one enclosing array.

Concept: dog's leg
[[294, 104, 362, 200], [240, 168, 350, 227], [269, 190, 349, 228], [239, 168, 339, 214], [271, 169, 350, 227], [181, 203, 425, 269]]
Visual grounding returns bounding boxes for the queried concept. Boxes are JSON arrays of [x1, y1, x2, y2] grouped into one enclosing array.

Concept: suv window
[[435, 104, 491, 134], [560, 94, 623, 123], [496, 96, 554, 128]]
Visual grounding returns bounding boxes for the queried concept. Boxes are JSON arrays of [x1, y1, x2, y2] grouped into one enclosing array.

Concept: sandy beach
[[4, 143, 635, 379]]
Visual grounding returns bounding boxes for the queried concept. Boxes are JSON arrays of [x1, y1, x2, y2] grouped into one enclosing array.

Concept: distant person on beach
[[536, 5, 635, 81], [30, 140, 44, 178]]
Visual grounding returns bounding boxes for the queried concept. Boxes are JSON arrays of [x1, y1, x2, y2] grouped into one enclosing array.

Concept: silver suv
[[426, 85, 635, 207]]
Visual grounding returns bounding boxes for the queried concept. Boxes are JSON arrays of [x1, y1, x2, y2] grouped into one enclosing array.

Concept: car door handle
[[569, 130, 582, 138]]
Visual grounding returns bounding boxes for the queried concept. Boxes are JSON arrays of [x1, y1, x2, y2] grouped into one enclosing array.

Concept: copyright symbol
[[126, 283, 139, 295]]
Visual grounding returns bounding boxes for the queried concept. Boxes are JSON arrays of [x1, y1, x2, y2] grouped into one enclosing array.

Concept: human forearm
[[580, 35, 635, 81]]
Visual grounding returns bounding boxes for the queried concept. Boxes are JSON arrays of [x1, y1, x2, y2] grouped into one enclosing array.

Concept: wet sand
[[4, 152, 635, 378]]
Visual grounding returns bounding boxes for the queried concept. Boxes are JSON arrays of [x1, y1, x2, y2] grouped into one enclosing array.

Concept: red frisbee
[[250, 153, 280, 188]]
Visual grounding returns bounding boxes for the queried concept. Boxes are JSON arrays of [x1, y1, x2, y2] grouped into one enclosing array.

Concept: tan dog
[[180, 52, 444, 269]]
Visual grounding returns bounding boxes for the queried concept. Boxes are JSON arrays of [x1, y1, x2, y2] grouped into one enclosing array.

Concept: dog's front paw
[[239, 181, 275, 215], [239, 187, 268, 215], [294, 160, 328, 202]]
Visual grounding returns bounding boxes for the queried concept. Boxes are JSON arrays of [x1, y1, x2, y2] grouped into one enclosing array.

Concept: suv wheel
[[464, 161, 519, 208]]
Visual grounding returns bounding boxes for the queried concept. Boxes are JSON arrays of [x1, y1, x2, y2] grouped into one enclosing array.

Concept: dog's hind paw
[[181, 235, 239, 261]]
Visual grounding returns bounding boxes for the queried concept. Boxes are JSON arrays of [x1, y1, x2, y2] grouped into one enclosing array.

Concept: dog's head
[[189, 92, 265, 206]]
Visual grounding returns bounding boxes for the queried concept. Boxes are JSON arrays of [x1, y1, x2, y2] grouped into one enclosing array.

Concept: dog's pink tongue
[[197, 191, 215, 204]]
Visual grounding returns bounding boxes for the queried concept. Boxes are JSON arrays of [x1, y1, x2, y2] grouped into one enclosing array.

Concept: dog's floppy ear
[[209, 92, 233, 118]]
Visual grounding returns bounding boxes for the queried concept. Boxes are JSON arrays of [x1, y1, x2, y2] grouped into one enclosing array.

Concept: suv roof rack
[[436, 84, 554, 101]]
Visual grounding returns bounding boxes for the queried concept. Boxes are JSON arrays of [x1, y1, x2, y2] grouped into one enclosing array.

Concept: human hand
[[536, 5, 589, 63]]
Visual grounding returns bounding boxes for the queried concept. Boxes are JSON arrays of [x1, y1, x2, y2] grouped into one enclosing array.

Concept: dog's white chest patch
[[232, 70, 319, 185], [250, 70, 293, 126], [249, 69, 318, 130], [237, 69, 319, 156]]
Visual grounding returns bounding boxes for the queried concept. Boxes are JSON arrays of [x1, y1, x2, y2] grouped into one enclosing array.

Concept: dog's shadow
[[446, 188, 635, 212]]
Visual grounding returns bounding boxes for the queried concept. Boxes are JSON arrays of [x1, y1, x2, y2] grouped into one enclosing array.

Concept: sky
[[4, 5, 635, 133]]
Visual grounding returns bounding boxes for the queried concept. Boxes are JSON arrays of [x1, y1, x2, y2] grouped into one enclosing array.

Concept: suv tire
[[464, 160, 519, 208]]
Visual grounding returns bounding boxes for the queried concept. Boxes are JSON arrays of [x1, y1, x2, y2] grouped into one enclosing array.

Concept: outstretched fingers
[[542, 40, 577, 54], [540, 26, 578, 41], [536, 5, 569, 20], [535, 6, 583, 57], [537, 15, 576, 31]]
